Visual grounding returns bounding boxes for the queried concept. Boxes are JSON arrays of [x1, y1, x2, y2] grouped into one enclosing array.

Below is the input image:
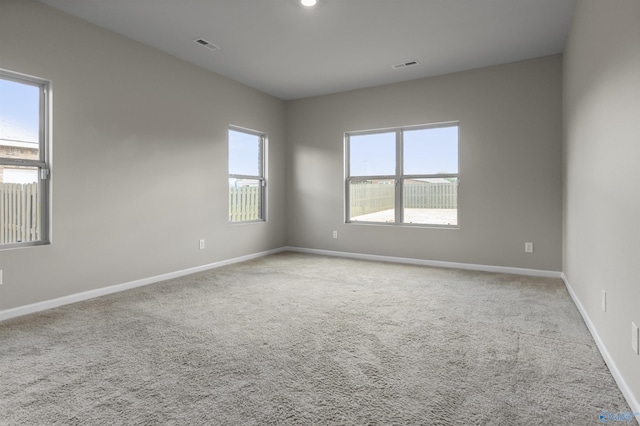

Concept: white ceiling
[[38, 0, 576, 100]]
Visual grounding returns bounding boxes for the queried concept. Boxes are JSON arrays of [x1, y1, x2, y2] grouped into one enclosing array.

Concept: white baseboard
[[2, 245, 636, 419], [0, 246, 560, 323], [0, 247, 286, 322], [562, 273, 640, 418], [284, 246, 562, 278]]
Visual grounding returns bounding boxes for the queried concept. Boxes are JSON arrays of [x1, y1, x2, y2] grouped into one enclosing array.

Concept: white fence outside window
[[350, 181, 457, 217], [0, 182, 40, 244]]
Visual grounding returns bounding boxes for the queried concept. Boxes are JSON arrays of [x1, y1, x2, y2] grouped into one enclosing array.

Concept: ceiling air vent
[[193, 38, 220, 51], [392, 60, 419, 70]]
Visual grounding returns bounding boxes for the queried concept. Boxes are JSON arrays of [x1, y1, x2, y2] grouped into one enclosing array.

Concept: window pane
[[403, 177, 458, 226], [0, 78, 40, 159], [0, 165, 41, 243], [229, 178, 261, 222], [229, 130, 261, 176], [404, 126, 458, 175], [349, 132, 395, 176], [349, 179, 395, 223]]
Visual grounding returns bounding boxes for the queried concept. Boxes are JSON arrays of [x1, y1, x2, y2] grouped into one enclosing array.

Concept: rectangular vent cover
[[194, 38, 220, 51], [392, 60, 419, 69]]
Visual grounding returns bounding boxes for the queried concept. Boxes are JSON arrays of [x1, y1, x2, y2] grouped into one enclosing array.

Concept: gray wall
[[0, 0, 286, 310], [564, 0, 640, 404], [0, 3, 564, 307], [285, 56, 563, 271]]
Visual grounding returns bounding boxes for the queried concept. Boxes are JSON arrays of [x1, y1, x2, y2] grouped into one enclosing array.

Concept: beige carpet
[[0, 252, 632, 425]]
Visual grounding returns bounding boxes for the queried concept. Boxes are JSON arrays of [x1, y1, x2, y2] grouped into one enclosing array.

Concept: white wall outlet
[[602, 290, 606, 312], [332, 230, 338, 239], [524, 242, 534, 253], [199, 239, 205, 250], [632, 322, 639, 355]]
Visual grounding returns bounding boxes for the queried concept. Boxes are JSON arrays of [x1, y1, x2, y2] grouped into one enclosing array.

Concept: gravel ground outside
[[351, 208, 458, 225]]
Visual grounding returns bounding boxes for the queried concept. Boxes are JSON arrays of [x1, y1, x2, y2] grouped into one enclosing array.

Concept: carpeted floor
[[0, 252, 633, 425]]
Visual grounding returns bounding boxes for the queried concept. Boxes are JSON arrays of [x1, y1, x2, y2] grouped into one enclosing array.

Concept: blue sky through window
[[404, 126, 458, 175], [228, 129, 261, 176], [349, 125, 458, 177], [349, 132, 396, 176], [0, 78, 39, 143]]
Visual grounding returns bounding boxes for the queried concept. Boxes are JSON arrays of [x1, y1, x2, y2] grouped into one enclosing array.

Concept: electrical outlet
[[332, 230, 338, 239], [0, 269, 2, 285], [524, 242, 534, 253], [199, 239, 205, 250], [602, 290, 606, 312], [632, 322, 639, 355]]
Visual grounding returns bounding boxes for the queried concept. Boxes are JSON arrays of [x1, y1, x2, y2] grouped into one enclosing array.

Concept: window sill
[[0, 240, 51, 251], [347, 221, 459, 230], [228, 220, 267, 225]]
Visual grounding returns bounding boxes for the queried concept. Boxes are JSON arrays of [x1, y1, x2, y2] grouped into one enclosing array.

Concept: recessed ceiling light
[[301, 0, 317, 7]]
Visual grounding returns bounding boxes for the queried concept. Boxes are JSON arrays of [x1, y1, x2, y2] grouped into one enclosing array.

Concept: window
[[346, 123, 458, 227], [228, 127, 266, 222], [0, 69, 50, 247]]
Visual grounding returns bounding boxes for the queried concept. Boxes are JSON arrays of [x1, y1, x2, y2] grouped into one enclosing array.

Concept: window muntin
[[0, 70, 50, 247], [346, 123, 459, 227], [228, 127, 265, 223]]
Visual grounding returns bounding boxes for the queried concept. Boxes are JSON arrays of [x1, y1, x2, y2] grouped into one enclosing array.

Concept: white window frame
[[228, 126, 267, 223], [345, 121, 459, 228], [0, 69, 51, 248]]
